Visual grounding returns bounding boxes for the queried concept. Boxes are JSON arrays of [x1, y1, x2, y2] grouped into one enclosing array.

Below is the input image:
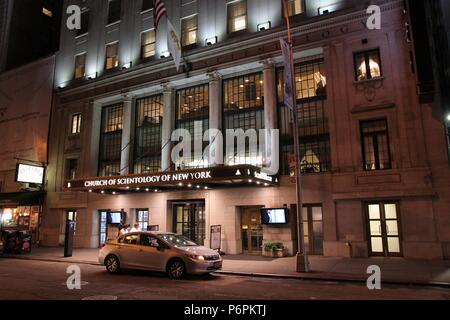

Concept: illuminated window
[[137, 209, 149, 231], [134, 94, 163, 174], [286, 0, 305, 16], [228, 1, 247, 33], [360, 119, 391, 171], [99, 104, 123, 176], [105, 42, 119, 70], [181, 15, 198, 48], [66, 159, 78, 180], [74, 53, 86, 79], [277, 59, 330, 175], [223, 73, 265, 167], [142, 0, 153, 12], [107, 0, 121, 24], [71, 113, 82, 134], [141, 30, 156, 59], [175, 84, 210, 169], [354, 49, 382, 81], [42, 7, 53, 17]]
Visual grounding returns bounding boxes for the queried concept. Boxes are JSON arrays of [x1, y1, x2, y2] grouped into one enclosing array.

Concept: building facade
[[43, 0, 450, 260]]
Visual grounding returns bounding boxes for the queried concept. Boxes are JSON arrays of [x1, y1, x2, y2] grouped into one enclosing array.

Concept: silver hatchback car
[[99, 232, 223, 279]]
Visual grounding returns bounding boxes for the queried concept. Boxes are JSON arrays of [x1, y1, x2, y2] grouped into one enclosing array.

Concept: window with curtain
[[71, 113, 82, 134], [277, 59, 330, 175], [74, 53, 86, 79], [175, 84, 210, 169], [228, 0, 247, 33], [181, 15, 198, 48], [105, 42, 119, 70], [99, 103, 123, 177], [141, 30, 156, 59], [360, 119, 392, 171], [134, 94, 163, 174], [286, 0, 305, 16], [354, 49, 382, 81], [223, 72, 265, 166]]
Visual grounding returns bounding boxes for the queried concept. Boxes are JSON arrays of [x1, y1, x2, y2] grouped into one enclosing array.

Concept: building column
[[161, 84, 175, 171], [120, 94, 133, 175], [262, 59, 279, 174], [208, 71, 223, 167]]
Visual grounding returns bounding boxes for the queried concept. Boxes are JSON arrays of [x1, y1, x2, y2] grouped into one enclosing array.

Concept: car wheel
[[167, 259, 186, 280], [105, 255, 121, 274]]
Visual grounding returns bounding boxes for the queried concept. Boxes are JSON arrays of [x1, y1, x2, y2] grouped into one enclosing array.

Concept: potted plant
[[263, 242, 285, 258]]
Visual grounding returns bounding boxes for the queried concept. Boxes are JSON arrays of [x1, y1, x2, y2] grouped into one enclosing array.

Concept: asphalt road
[[0, 258, 449, 300]]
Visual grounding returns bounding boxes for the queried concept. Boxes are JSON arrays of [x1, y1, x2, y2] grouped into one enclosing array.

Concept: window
[[42, 7, 53, 18], [71, 113, 82, 134], [74, 54, 86, 79], [107, 0, 121, 24], [277, 59, 330, 175], [119, 234, 139, 245], [77, 11, 89, 36], [140, 234, 159, 247], [141, 30, 156, 59], [105, 42, 119, 70], [99, 210, 107, 246], [302, 205, 323, 255], [137, 209, 149, 231], [175, 84, 210, 169], [228, 0, 247, 33], [181, 15, 198, 48], [99, 104, 124, 177], [67, 210, 77, 232], [354, 49, 382, 81], [223, 73, 265, 166], [142, 0, 154, 12], [134, 95, 163, 174], [66, 159, 78, 180], [360, 119, 392, 171], [286, 0, 305, 16]]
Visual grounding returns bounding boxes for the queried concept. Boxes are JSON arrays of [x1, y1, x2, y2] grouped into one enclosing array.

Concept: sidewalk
[[1, 247, 450, 287]]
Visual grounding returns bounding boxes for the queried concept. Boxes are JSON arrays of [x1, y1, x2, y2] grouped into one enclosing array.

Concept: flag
[[280, 38, 295, 111], [167, 19, 182, 71], [153, 0, 167, 30]]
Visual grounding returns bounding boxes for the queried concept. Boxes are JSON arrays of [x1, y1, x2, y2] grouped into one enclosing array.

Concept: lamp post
[[282, 0, 310, 273]]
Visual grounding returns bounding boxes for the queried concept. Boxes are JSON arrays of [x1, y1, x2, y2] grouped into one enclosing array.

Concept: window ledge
[[106, 20, 121, 28], [353, 76, 385, 86]]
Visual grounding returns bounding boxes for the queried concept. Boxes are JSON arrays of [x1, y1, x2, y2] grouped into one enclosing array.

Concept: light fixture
[[188, 184, 192, 188], [196, 185, 200, 189], [160, 51, 170, 58], [204, 186, 208, 190], [126, 186, 130, 190], [154, 189, 158, 192], [112, 191, 116, 195], [205, 36, 218, 46], [136, 187, 140, 191], [86, 72, 97, 80], [256, 181, 261, 185], [122, 62, 132, 70], [248, 179, 253, 183], [145, 188, 149, 192], [67, 183, 71, 188], [264, 183, 269, 187], [447, 114, 450, 122], [178, 183, 183, 187], [88, 190, 93, 193], [101, 190, 105, 194], [257, 21, 271, 32]]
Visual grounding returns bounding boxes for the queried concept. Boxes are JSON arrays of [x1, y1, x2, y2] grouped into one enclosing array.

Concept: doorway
[[302, 205, 324, 255], [173, 201, 205, 245], [241, 207, 263, 254], [366, 202, 402, 257]]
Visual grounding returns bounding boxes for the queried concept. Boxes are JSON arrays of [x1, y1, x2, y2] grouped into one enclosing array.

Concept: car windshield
[[160, 234, 198, 247]]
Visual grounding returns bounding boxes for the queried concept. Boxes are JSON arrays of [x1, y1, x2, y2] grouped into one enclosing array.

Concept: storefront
[[0, 192, 45, 245]]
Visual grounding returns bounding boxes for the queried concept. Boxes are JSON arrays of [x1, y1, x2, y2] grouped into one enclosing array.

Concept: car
[[99, 232, 223, 279]]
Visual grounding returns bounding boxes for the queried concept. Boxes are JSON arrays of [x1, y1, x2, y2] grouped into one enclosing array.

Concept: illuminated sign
[[15, 164, 45, 185]]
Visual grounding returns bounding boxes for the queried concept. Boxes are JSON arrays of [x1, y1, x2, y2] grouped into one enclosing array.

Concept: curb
[[2, 255, 450, 289]]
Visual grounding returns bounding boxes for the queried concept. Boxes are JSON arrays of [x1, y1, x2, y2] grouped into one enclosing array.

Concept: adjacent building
[[43, 0, 450, 260]]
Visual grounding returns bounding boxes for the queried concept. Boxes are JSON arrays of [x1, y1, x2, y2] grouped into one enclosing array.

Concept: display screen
[[108, 212, 122, 224], [16, 164, 45, 184], [261, 208, 288, 225]]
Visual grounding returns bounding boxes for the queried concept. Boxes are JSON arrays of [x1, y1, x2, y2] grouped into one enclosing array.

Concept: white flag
[[167, 19, 182, 71], [280, 38, 295, 111]]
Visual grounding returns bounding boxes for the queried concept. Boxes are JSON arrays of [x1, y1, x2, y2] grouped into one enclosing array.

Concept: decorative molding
[[351, 102, 395, 114], [353, 77, 385, 102]]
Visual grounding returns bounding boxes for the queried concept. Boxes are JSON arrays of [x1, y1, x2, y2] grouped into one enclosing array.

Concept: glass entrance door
[[302, 205, 324, 255], [173, 202, 205, 245], [241, 207, 263, 254], [366, 202, 402, 257]]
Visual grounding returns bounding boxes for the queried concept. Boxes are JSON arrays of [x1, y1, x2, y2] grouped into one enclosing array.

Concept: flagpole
[[282, 0, 309, 273]]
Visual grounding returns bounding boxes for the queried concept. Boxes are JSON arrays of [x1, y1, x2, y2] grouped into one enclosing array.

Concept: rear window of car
[[119, 234, 138, 245]]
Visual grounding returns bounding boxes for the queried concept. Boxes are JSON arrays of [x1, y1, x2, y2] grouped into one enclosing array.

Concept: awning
[[0, 192, 46, 207], [65, 165, 278, 193]]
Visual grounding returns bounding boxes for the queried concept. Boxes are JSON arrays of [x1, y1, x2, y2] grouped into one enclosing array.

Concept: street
[[0, 259, 449, 300]]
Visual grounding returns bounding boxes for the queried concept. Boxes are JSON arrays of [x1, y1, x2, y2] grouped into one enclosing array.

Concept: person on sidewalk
[[119, 224, 130, 237], [130, 224, 140, 233]]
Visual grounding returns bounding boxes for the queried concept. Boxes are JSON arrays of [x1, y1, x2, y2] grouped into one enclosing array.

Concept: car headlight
[[186, 254, 205, 261]]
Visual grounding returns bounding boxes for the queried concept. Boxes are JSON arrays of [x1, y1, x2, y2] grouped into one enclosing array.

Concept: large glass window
[[74, 54, 86, 79], [360, 119, 391, 171], [277, 59, 330, 175], [134, 95, 163, 174], [99, 103, 123, 177], [181, 15, 198, 48], [137, 209, 149, 231], [228, 0, 247, 33], [354, 49, 382, 81], [175, 84, 209, 169], [302, 205, 323, 255], [105, 42, 119, 70], [223, 73, 265, 166], [141, 30, 156, 60], [107, 0, 121, 24]]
